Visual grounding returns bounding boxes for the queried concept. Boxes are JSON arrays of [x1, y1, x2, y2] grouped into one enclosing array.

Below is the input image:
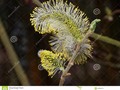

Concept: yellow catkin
[[30, 0, 99, 77]]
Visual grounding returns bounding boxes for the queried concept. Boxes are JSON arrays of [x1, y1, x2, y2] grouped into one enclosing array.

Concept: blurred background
[[0, 0, 120, 85]]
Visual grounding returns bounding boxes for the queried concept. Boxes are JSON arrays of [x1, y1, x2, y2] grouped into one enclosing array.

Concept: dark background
[[0, 0, 120, 85]]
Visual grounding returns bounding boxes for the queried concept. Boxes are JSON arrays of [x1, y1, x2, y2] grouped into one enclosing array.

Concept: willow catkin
[[38, 50, 67, 77], [30, 0, 97, 77]]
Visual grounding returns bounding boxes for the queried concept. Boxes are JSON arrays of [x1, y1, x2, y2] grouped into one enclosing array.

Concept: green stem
[[90, 33, 120, 48], [0, 19, 30, 85]]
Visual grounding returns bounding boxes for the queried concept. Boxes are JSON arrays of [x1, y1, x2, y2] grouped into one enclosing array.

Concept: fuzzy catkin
[[30, 0, 93, 76]]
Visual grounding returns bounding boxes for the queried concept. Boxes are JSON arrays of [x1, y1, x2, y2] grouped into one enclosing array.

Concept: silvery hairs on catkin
[[30, 0, 96, 77]]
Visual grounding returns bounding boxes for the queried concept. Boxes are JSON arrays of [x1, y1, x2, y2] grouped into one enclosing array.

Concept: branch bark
[[59, 43, 80, 85], [59, 33, 91, 85]]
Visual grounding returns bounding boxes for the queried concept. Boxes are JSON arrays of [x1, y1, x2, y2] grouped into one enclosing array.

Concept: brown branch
[[59, 33, 91, 86], [112, 9, 120, 16], [0, 19, 30, 85], [59, 43, 80, 85]]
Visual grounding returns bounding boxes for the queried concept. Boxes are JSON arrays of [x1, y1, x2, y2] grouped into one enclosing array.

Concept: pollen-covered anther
[[38, 50, 67, 77]]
